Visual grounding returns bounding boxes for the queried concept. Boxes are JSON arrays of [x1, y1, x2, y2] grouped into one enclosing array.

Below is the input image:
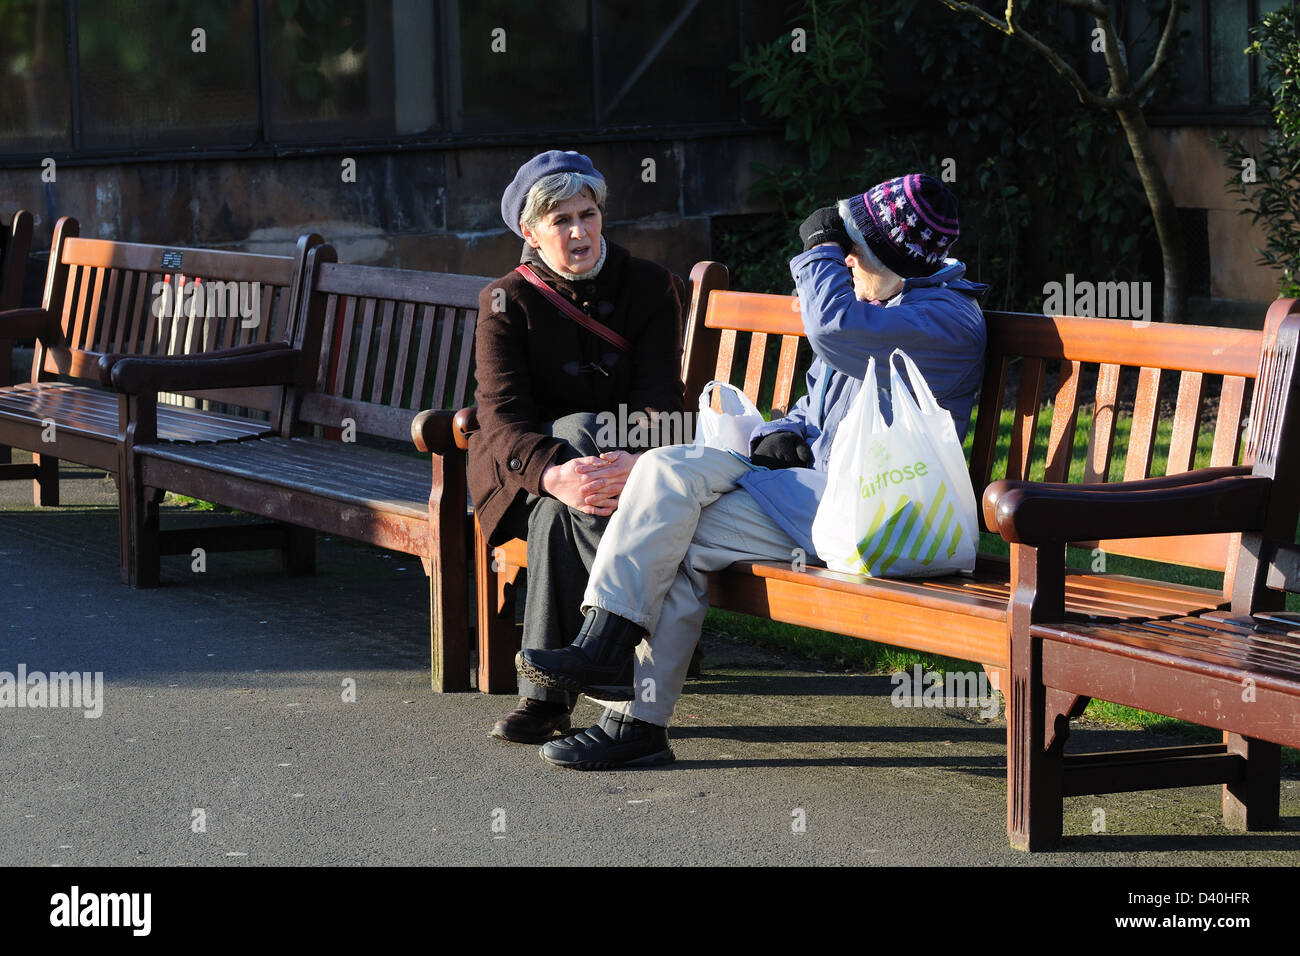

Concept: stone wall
[[1150, 126, 1280, 306], [0, 135, 793, 299]]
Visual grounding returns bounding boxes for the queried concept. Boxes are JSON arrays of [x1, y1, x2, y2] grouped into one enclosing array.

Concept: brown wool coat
[[468, 241, 685, 546]]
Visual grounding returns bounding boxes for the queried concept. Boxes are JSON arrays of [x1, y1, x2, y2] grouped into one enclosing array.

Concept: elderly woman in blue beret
[[468, 150, 685, 742]]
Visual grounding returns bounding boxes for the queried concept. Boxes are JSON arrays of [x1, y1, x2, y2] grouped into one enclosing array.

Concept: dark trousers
[[518, 412, 617, 706]]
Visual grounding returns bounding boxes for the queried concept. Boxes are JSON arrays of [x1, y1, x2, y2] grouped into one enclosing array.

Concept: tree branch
[[1132, 1, 1185, 100], [938, 0, 1123, 109]]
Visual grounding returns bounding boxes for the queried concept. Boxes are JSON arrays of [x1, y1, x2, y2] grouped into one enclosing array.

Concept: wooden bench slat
[[715, 328, 737, 395], [429, 305, 455, 409], [85, 266, 106, 353], [350, 298, 377, 402], [742, 331, 767, 407], [1040, 619, 1300, 679], [332, 296, 359, 395], [970, 354, 1007, 495], [452, 308, 476, 410], [1166, 370, 1205, 475], [1033, 621, 1300, 692], [140, 437, 429, 518], [1123, 366, 1162, 481], [410, 304, 438, 408], [62, 237, 298, 286], [771, 336, 801, 418], [1007, 356, 1045, 482], [1042, 359, 1082, 483], [1084, 362, 1121, 483], [1211, 375, 1248, 467], [390, 302, 417, 408], [371, 300, 396, 405]]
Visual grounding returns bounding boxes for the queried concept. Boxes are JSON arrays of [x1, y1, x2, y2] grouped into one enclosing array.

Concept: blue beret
[[500, 150, 601, 238]]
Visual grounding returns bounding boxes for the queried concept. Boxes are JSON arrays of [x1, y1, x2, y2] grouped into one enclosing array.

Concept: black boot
[[490, 698, 573, 744], [539, 708, 674, 770], [517, 607, 645, 701]]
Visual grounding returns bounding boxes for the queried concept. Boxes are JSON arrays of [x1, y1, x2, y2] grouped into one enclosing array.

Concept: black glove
[[798, 207, 851, 254], [750, 431, 814, 470]]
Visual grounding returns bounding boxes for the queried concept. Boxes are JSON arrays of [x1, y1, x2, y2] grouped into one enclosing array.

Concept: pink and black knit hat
[[841, 174, 959, 278]]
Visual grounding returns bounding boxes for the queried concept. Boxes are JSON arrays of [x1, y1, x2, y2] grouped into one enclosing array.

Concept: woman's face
[[521, 190, 603, 275], [845, 252, 903, 303]]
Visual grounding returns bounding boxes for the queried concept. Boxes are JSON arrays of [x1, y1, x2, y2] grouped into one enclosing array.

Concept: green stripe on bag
[[907, 482, 949, 561], [852, 498, 890, 566], [922, 501, 955, 566], [879, 498, 922, 575], [946, 521, 965, 559], [864, 495, 912, 571]]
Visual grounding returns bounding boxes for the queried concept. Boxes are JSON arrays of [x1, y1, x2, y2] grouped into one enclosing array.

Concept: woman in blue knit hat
[[469, 150, 686, 743]]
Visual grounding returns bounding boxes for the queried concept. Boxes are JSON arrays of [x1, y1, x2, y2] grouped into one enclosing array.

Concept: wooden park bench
[[0, 209, 34, 465], [110, 241, 493, 691], [458, 261, 1269, 706], [987, 300, 1300, 850], [0, 216, 322, 510]]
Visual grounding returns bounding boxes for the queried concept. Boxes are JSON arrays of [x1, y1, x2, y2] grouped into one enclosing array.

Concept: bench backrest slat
[[294, 257, 492, 443], [1042, 359, 1082, 483], [1124, 366, 1162, 481], [1083, 362, 1122, 485], [684, 260, 1273, 589]]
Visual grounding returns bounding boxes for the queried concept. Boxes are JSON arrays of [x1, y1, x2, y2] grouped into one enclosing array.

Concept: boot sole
[[539, 748, 675, 771], [518, 657, 634, 702]]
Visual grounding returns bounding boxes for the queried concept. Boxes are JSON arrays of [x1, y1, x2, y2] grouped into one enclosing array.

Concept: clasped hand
[[541, 450, 640, 516]]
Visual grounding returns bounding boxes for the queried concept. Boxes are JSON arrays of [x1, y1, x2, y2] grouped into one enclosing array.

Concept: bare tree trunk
[[1115, 102, 1188, 324]]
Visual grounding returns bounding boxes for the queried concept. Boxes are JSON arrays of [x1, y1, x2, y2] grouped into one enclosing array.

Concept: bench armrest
[[452, 406, 478, 452], [986, 469, 1273, 545], [0, 307, 61, 344], [104, 343, 301, 394], [411, 409, 461, 455]]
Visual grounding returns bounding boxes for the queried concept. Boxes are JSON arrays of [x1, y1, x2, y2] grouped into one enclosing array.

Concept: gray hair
[[520, 171, 608, 231], [837, 199, 901, 286]]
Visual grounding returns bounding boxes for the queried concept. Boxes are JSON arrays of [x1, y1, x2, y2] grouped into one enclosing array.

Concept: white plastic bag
[[811, 349, 977, 577], [693, 380, 766, 456]]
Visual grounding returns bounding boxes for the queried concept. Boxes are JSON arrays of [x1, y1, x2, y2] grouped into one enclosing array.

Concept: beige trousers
[[582, 445, 804, 726]]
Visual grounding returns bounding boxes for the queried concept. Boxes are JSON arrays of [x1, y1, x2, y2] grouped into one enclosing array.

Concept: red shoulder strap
[[515, 264, 631, 352]]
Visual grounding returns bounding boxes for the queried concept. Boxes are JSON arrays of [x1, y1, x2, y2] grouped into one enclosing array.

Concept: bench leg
[[1223, 733, 1281, 831], [280, 526, 316, 576], [33, 452, 58, 506], [427, 453, 470, 692], [120, 482, 162, 588], [1007, 656, 1065, 850], [474, 519, 520, 694]]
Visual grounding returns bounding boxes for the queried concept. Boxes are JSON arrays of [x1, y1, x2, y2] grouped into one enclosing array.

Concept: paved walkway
[[1, 455, 1297, 865]]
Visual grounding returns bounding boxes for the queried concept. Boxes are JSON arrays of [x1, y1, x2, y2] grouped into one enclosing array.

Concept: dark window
[[265, 0, 433, 141], [449, 0, 592, 133], [0, 0, 781, 162], [0, 0, 71, 153], [76, 0, 260, 150], [594, 0, 741, 126]]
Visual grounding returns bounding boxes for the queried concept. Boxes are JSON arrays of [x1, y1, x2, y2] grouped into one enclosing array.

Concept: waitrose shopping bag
[[694, 381, 766, 456], [811, 350, 977, 577]]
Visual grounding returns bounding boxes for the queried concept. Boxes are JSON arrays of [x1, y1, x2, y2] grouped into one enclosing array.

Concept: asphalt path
[[1, 455, 1297, 867]]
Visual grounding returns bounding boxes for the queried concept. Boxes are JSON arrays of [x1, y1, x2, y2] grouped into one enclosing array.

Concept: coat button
[[508, 457, 522, 472]]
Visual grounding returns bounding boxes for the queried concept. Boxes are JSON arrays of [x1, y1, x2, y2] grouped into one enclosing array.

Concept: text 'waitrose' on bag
[[857, 461, 930, 498]]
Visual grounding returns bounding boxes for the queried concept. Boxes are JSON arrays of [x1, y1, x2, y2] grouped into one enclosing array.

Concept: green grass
[[711, 397, 1299, 755]]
